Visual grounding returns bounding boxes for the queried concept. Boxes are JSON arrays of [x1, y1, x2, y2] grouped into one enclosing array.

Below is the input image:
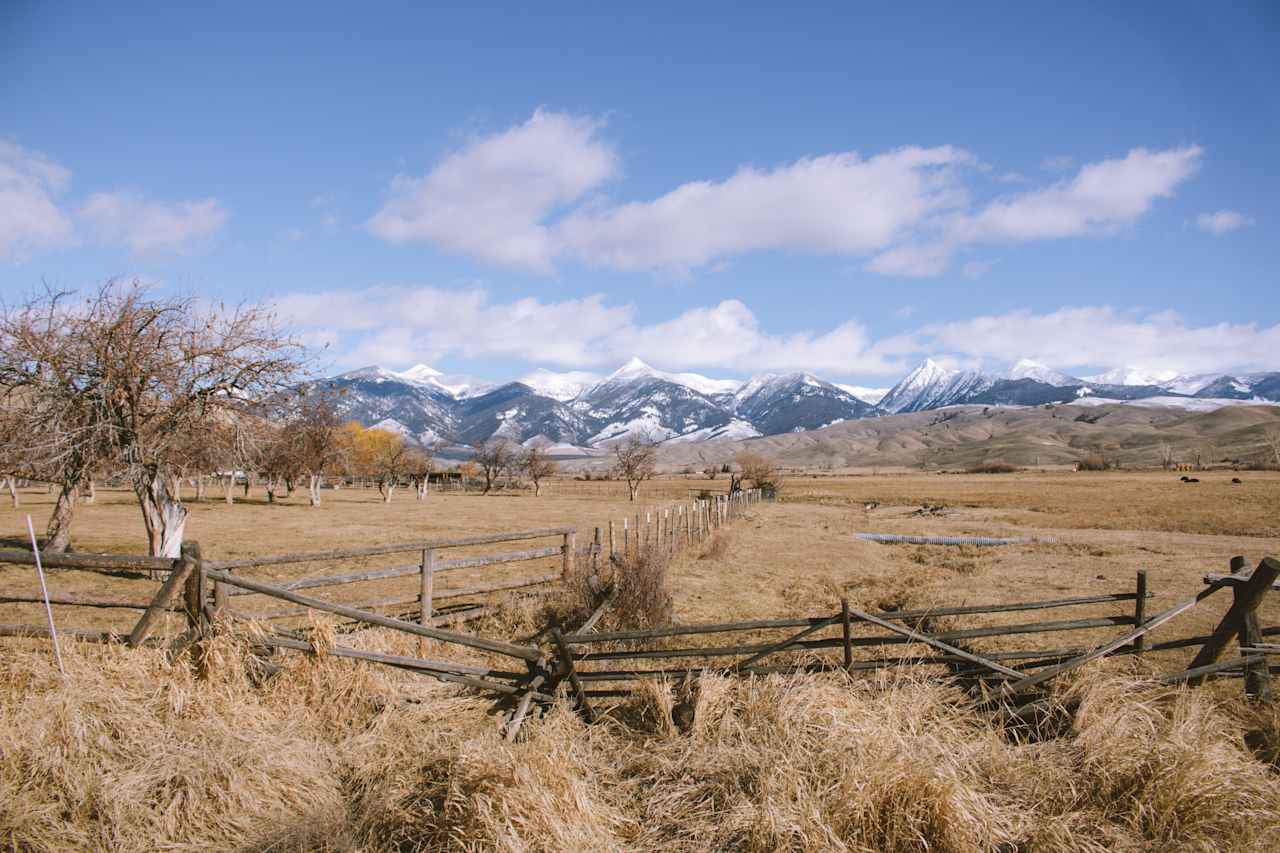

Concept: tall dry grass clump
[[2, 635, 1279, 851]]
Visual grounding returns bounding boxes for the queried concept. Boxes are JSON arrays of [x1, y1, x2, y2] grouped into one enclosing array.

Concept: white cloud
[[0, 140, 76, 261], [275, 285, 907, 376], [912, 306, 1280, 377], [1195, 209, 1255, 235], [368, 111, 1202, 278], [79, 192, 228, 255], [366, 109, 619, 272], [277, 285, 1280, 382], [558, 146, 972, 272]]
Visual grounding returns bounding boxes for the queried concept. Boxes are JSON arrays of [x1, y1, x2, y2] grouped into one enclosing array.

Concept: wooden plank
[[569, 613, 1130, 648], [505, 673, 547, 742], [0, 591, 156, 609], [562, 531, 576, 581], [129, 548, 196, 647], [1160, 655, 1266, 685], [1186, 557, 1280, 685], [846, 606, 1026, 679], [203, 567, 543, 661], [0, 548, 174, 573], [735, 613, 841, 670], [1204, 572, 1280, 590], [203, 527, 575, 570], [994, 583, 1226, 696], [0, 622, 138, 644], [224, 546, 563, 597], [562, 593, 1144, 644]]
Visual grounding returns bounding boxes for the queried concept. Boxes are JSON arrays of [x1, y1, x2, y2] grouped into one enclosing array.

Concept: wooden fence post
[[129, 547, 198, 647], [623, 518, 629, 559], [552, 628, 596, 722], [1186, 556, 1279, 687], [181, 541, 206, 637], [1225, 555, 1274, 702], [841, 598, 853, 669], [1133, 570, 1148, 656], [593, 527, 601, 574], [608, 520, 615, 561], [420, 548, 435, 626], [562, 531, 576, 581]]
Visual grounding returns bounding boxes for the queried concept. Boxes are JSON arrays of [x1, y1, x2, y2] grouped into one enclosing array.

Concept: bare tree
[[285, 396, 347, 507], [522, 446, 557, 496], [1158, 442, 1176, 471], [613, 432, 658, 501], [369, 431, 408, 502], [1263, 428, 1280, 468], [406, 443, 437, 500], [473, 438, 513, 495], [734, 449, 780, 494]]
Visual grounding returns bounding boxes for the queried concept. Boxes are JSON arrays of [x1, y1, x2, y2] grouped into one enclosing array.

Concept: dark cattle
[[1231, 477, 1243, 484], [1184, 477, 1200, 483], [1180, 476, 1190, 482]]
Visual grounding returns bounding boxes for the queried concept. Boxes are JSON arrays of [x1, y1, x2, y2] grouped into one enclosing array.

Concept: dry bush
[[698, 531, 732, 561], [552, 547, 674, 633], [1076, 453, 1112, 471], [965, 460, 1020, 474]]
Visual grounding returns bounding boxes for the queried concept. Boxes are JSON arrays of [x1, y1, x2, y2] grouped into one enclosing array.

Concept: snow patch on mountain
[[1070, 395, 1276, 413]]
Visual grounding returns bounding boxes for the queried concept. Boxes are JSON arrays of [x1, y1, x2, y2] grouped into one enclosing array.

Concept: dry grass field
[[3, 470, 1280, 850]]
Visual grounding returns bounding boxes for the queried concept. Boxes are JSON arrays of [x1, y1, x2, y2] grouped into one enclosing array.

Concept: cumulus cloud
[[557, 146, 971, 272], [366, 109, 618, 272], [1195, 209, 1255, 235], [0, 140, 76, 261], [277, 285, 1280, 381], [367, 111, 1202, 277], [910, 306, 1280, 378], [275, 285, 907, 376], [78, 192, 228, 256]]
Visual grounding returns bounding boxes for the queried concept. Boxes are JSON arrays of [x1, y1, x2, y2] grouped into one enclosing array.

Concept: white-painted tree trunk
[[223, 474, 236, 505], [308, 474, 322, 507], [5, 476, 18, 509], [135, 469, 187, 558], [84, 478, 96, 504]]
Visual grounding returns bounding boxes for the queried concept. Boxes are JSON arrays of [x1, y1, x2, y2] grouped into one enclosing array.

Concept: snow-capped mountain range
[[311, 358, 1280, 450]]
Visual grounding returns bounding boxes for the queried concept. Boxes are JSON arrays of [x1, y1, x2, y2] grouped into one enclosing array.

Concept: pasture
[[2, 469, 1280, 851]]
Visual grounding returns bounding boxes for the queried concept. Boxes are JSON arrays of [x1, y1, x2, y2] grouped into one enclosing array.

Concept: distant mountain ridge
[[312, 357, 1280, 450]]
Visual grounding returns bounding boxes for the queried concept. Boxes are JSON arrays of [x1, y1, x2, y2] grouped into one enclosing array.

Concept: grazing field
[[2, 470, 1280, 851]]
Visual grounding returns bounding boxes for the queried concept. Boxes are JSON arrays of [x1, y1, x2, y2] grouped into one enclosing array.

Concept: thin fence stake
[[841, 598, 853, 669], [1133, 570, 1148, 656], [26, 515, 65, 677]]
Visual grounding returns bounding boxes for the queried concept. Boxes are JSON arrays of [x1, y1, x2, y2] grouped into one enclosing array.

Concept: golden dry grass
[[2, 472, 1280, 849]]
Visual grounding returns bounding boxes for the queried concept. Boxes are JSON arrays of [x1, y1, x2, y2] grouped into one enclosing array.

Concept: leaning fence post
[[561, 530, 576, 581], [1186, 556, 1280, 687], [551, 627, 595, 723], [420, 548, 436, 626], [1132, 570, 1148, 657], [130, 542, 199, 648], [1227, 555, 1274, 702]]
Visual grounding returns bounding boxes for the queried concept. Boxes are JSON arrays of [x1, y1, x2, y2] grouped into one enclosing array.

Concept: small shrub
[[698, 531, 731, 561], [965, 460, 1019, 474], [553, 547, 673, 632], [1076, 453, 1111, 471]]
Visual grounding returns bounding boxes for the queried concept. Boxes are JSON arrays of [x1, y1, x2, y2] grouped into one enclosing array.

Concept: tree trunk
[[134, 468, 187, 558], [44, 482, 77, 553], [284, 476, 294, 498], [195, 475, 205, 502], [266, 477, 277, 504], [534, 481, 541, 497], [84, 478, 96, 504], [628, 481, 639, 501], [223, 474, 236, 506], [308, 474, 322, 507], [415, 478, 427, 500], [5, 476, 17, 509]]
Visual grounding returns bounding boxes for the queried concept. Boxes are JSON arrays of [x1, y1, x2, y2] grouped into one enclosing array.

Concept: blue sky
[[2, 1, 1277, 386]]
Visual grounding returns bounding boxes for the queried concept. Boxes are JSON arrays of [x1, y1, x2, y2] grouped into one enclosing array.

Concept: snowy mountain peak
[[1083, 366, 1179, 387], [879, 359, 988, 414], [1007, 359, 1077, 387], [596, 358, 741, 397], [610, 357, 655, 378], [517, 368, 602, 402], [397, 363, 444, 383]]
